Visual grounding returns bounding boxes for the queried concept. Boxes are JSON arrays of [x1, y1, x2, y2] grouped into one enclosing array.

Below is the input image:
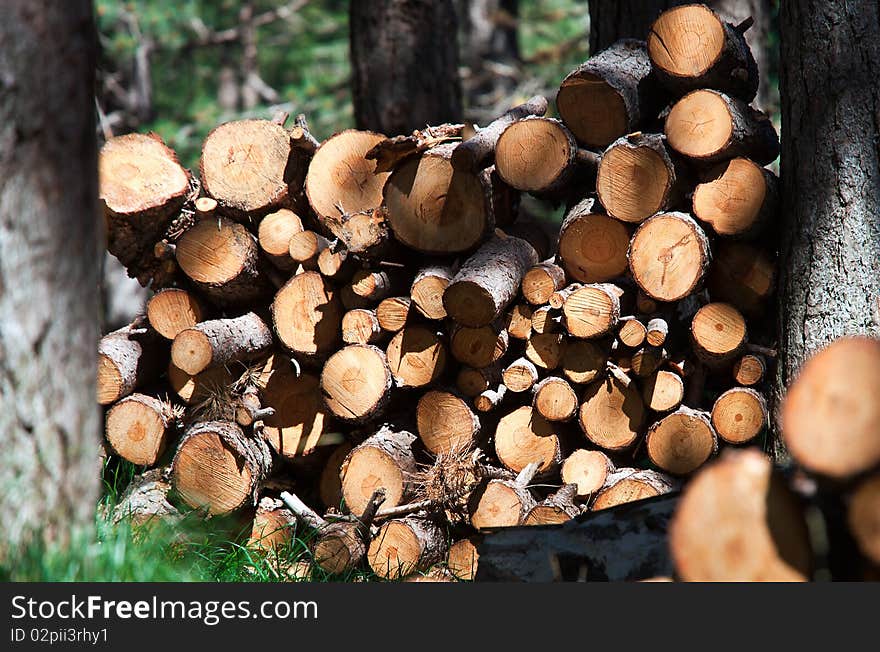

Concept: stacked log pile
[[101, 4, 781, 581]]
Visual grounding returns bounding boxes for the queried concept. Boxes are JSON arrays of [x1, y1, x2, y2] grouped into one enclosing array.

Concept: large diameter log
[[260, 358, 328, 459], [693, 158, 778, 237], [557, 39, 658, 149], [105, 393, 173, 467], [562, 283, 622, 338], [628, 212, 711, 302], [171, 420, 271, 515], [669, 448, 812, 581], [596, 133, 684, 224], [578, 373, 646, 451], [495, 406, 563, 475], [557, 197, 630, 284], [272, 271, 342, 357], [444, 233, 539, 327], [561, 449, 615, 500], [495, 117, 583, 195], [340, 427, 417, 516], [711, 387, 768, 445], [642, 370, 684, 413], [593, 469, 676, 511], [707, 241, 775, 316], [386, 326, 447, 388], [849, 474, 880, 565], [97, 326, 164, 406], [171, 312, 272, 376], [410, 264, 456, 319], [257, 208, 303, 270], [647, 5, 758, 102], [532, 376, 578, 422], [145, 288, 204, 340], [417, 390, 481, 455], [646, 407, 718, 476], [782, 337, 880, 479], [99, 133, 191, 286], [321, 345, 392, 424], [368, 516, 447, 580], [665, 90, 779, 165]]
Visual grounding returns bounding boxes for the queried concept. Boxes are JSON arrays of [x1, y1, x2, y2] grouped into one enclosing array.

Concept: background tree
[[0, 0, 101, 557]]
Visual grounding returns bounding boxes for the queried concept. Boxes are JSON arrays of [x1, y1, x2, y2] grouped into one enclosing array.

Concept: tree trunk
[[350, 0, 463, 135], [775, 0, 880, 459], [0, 1, 100, 556]]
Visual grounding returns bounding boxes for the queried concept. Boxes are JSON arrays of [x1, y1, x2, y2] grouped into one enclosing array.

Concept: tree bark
[[350, 0, 462, 134], [775, 0, 880, 459], [0, 1, 100, 556]]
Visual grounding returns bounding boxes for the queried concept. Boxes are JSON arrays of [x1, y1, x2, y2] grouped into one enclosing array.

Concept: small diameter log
[[444, 233, 540, 327], [272, 270, 342, 357], [669, 448, 812, 581], [376, 296, 412, 332], [525, 332, 567, 371], [707, 241, 775, 316], [167, 362, 232, 406], [474, 386, 507, 413], [495, 117, 584, 195], [495, 406, 563, 475], [341, 309, 381, 345], [646, 317, 669, 348], [471, 463, 540, 529], [288, 230, 329, 268], [105, 393, 174, 466], [320, 442, 353, 509], [642, 370, 684, 412], [647, 4, 758, 102], [249, 497, 297, 552], [593, 468, 676, 511], [417, 390, 481, 454], [561, 449, 615, 500], [618, 317, 647, 348], [532, 376, 579, 422], [692, 158, 778, 237], [562, 283, 622, 338], [341, 427, 417, 515], [97, 326, 163, 406], [410, 264, 456, 320], [579, 372, 646, 451], [451, 95, 549, 171], [503, 357, 540, 393], [368, 516, 447, 580], [557, 197, 630, 284], [450, 322, 509, 368], [447, 537, 480, 581], [631, 346, 668, 378], [146, 288, 204, 340], [646, 407, 718, 475], [665, 90, 779, 165], [562, 339, 608, 385], [456, 363, 502, 398], [849, 474, 880, 565], [384, 143, 491, 255], [111, 468, 180, 526], [596, 133, 684, 224], [323, 207, 391, 259], [732, 353, 766, 386], [257, 208, 303, 270], [261, 360, 328, 459], [386, 326, 447, 388], [531, 305, 563, 333], [557, 39, 658, 149], [523, 484, 581, 526], [200, 119, 291, 216], [171, 312, 272, 376], [176, 216, 269, 306], [317, 247, 353, 281], [628, 212, 711, 302], [349, 269, 395, 303], [711, 387, 767, 445], [690, 302, 747, 367], [314, 489, 386, 575], [171, 420, 272, 515], [99, 133, 191, 286], [522, 261, 567, 306], [321, 345, 392, 424], [782, 337, 880, 479]]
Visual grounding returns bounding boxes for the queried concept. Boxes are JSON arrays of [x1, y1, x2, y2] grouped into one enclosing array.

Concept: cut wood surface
[[471, 464, 540, 529], [341, 308, 381, 345], [105, 393, 173, 467], [410, 264, 455, 320], [386, 326, 447, 388], [646, 407, 718, 475], [257, 208, 303, 270], [524, 484, 580, 525], [578, 373, 645, 451], [502, 357, 540, 393], [495, 406, 563, 475], [561, 339, 608, 385], [707, 241, 775, 316], [417, 389, 481, 454], [563, 283, 622, 339], [693, 158, 777, 237], [171, 312, 272, 375], [450, 322, 509, 369], [690, 302, 747, 366], [522, 261, 567, 306], [732, 353, 766, 386], [368, 516, 447, 580], [260, 359, 328, 459], [561, 449, 615, 499], [495, 117, 581, 195], [447, 537, 480, 580], [146, 289, 204, 340], [592, 469, 676, 511], [321, 344, 392, 423], [272, 271, 342, 356], [557, 197, 631, 284], [642, 369, 684, 412], [340, 426, 417, 515], [97, 326, 163, 406], [532, 376, 579, 422], [711, 387, 767, 445]]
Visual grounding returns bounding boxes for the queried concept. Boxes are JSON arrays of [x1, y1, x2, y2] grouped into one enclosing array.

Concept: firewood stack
[[100, 4, 780, 580]]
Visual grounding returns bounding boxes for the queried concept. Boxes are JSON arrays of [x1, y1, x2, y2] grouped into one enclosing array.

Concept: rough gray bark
[[774, 0, 880, 461], [0, 1, 100, 557], [350, 0, 462, 135]]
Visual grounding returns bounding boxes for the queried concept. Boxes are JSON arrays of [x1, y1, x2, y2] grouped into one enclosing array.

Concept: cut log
[[376, 296, 412, 332], [176, 216, 269, 306], [562, 283, 622, 338], [495, 406, 563, 475], [320, 344, 392, 423], [257, 208, 303, 270], [145, 288, 204, 340], [321, 206, 391, 258], [631, 346, 668, 378], [647, 5, 758, 102], [690, 302, 747, 366], [444, 233, 539, 327], [596, 133, 684, 224], [669, 448, 812, 581], [692, 157, 778, 237], [593, 468, 676, 511], [557, 197, 630, 284], [317, 247, 353, 281], [525, 332, 567, 371], [99, 133, 191, 286], [782, 337, 880, 479], [386, 326, 448, 388], [349, 269, 395, 303], [502, 357, 540, 393], [561, 449, 615, 499], [642, 370, 684, 413], [314, 489, 386, 575], [849, 474, 880, 565], [532, 376, 579, 422], [561, 339, 608, 385], [470, 464, 540, 529], [732, 353, 766, 386], [320, 442, 353, 509], [495, 117, 583, 195], [456, 363, 502, 398], [665, 89, 779, 165], [531, 305, 563, 333], [171, 312, 272, 376], [707, 241, 775, 316], [341, 426, 417, 515], [474, 386, 507, 413], [410, 264, 456, 320], [557, 39, 658, 149], [523, 484, 580, 526], [711, 387, 767, 445], [171, 420, 272, 515], [97, 326, 163, 406], [578, 372, 645, 451], [105, 393, 174, 467], [167, 362, 232, 406], [288, 230, 329, 268], [645, 317, 669, 348], [272, 270, 342, 357], [261, 361, 328, 459], [384, 143, 491, 254], [618, 317, 647, 348], [341, 308, 381, 345], [417, 390, 481, 455], [111, 468, 180, 527], [249, 497, 297, 553], [646, 407, 718, 476], [447, 537, 480, 581], [521, 261, 567, 306], [450, 322, 509, 368], [368, 516, 447, 580], [628, 212, 711, 302]]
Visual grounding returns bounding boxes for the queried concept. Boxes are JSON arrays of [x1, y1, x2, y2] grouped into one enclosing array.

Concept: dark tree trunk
[[0, 1, 101, 556], [774, 0, 880, 459], [350, 0, 463, 135]]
